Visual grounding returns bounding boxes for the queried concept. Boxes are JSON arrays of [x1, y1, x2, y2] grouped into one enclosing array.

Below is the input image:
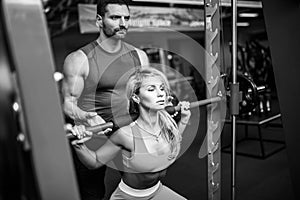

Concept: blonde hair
[[126, 67, 181, 157]]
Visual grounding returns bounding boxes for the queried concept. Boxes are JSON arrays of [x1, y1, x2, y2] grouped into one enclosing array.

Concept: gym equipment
[[1, 0, 80, 199], [205, 0, 223, 198], [227, 72, 266, 116], [66, 96, 223, 139]]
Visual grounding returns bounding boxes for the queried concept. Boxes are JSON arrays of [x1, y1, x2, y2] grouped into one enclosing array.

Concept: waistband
[[118, 179, 161, 197]]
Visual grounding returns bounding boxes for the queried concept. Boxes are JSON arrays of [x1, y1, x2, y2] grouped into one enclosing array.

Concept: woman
[[71, 67, 191, 199]]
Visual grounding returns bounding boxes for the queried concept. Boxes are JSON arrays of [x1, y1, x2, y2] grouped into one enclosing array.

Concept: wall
[[262, 0, 300, 198]]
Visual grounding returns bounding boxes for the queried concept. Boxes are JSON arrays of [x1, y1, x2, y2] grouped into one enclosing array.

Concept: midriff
[[122, 169, 167, 189]]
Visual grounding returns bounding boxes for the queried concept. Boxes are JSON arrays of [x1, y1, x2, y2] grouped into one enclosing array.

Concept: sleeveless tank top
[[122, 123, 179, 173], [78, 41, 141, 122]]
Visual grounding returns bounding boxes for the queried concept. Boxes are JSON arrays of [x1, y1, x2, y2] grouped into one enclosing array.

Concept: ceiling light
[[239, 13, 259, 17], [53, 72, 64, 82], [237, 22, 250, 27], [13, 102, 19, 112], [131, 0, 263, 8], [44, 6, 50, 13]]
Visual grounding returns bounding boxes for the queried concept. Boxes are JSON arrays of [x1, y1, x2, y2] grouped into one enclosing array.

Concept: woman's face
[[137, 76, 167, 111]]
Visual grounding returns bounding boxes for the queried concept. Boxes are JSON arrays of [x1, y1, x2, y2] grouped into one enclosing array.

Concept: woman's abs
[[122, 169, 167, 189]]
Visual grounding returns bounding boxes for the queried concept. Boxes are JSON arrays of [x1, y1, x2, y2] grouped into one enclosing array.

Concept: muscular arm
[[62, 50, 100, 125], [62, 50, 88, 120]]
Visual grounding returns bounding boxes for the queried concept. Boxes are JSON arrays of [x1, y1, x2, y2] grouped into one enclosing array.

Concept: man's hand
[[74, 112, 112, 136], [85, 112, 105, 126], [66, 124, 112, 146], [75, 111, 105, 126]]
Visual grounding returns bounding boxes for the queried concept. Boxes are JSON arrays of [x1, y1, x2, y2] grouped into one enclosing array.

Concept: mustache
[[114, 26, 128, 32]]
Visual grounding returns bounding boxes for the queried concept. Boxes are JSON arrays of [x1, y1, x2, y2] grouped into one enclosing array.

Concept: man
[[62, 0, 148, 199]]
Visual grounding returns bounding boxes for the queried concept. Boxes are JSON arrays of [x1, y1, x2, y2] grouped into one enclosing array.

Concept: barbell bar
[[66, 95, 223, 139]]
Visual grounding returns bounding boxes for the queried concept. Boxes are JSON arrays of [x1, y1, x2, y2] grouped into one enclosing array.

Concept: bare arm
[[62, 50, 87, 120], [177, 101, 191, 135], [73, 138, 121, 169], [62, 50, 104, 126], [71, 126, 129, 169]]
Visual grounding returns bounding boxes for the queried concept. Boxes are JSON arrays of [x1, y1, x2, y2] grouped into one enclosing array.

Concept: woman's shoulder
[[110, 122, 133, 150], [117, 124, 133, 137], [110, 123, 134, 147]]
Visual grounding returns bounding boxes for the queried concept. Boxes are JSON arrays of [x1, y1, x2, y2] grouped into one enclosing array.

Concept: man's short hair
[[97, 0, 130, 17]]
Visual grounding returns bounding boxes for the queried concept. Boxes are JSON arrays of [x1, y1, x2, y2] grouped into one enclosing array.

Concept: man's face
[[102, 4, 130, 39]]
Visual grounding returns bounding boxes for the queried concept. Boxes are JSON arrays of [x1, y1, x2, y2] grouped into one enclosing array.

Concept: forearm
[[177, 101, 191, 135], [63, 99, 86, 121], [178, 116, 190, 134], [73, 144, 104, 169], [178, 118, 189, 135]]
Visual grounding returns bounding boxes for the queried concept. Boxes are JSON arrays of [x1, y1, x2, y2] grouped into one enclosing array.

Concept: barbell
[[67, 73, 266, 139], [66, 95, 223, 139]]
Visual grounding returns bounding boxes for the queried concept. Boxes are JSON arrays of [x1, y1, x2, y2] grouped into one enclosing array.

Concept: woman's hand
[[69, 125, 93, 147], [179, 101, 191, 124]]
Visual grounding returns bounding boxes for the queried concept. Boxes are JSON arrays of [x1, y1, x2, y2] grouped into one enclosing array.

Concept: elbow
[[94, 155, 105, 169], [80, 158, 103, 170], [86, 164, 98, 170], [82, 154, 105, 169], [85, 162, 103, 170]]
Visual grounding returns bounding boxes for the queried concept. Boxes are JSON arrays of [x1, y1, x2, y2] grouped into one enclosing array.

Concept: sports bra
[[122, 122, 179, 173]]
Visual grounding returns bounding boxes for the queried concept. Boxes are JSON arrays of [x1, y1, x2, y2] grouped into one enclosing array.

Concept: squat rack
[[204, 0, 238, 200]]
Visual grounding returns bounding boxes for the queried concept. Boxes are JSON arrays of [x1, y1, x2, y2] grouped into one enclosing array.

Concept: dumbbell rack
[[204, 0, 222, 199]]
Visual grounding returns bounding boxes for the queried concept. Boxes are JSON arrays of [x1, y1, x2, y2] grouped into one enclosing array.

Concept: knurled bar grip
[[230, 83, 240, 115]]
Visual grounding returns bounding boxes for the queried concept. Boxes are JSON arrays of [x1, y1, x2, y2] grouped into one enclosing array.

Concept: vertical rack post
[[204, 0, 222, 199], [230, 0, 238, 199]]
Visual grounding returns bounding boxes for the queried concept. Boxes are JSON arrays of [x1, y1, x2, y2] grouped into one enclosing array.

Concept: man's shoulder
[[80, 41, 98, 56], [63, 49, 89, 77], [122, 41, 143, 53], [122, 41, 136, 50], [65, 49, 87, 64], [122, 41, 149, 65]]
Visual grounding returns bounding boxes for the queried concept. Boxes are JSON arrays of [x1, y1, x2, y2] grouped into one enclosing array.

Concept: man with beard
[[62, 0, 148, 199]]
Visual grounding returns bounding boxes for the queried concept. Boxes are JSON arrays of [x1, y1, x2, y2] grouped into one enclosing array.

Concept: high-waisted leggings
[[109, 180, 187, 200]]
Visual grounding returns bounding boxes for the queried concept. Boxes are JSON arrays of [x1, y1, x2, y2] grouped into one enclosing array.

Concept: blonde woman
[[71, 67, 191, 199]]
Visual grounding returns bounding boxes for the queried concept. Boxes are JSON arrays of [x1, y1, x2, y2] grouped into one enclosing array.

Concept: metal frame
[[204, 0, 222, 199], [222, 113, 285, 159], [2, 0, 80, 199]]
